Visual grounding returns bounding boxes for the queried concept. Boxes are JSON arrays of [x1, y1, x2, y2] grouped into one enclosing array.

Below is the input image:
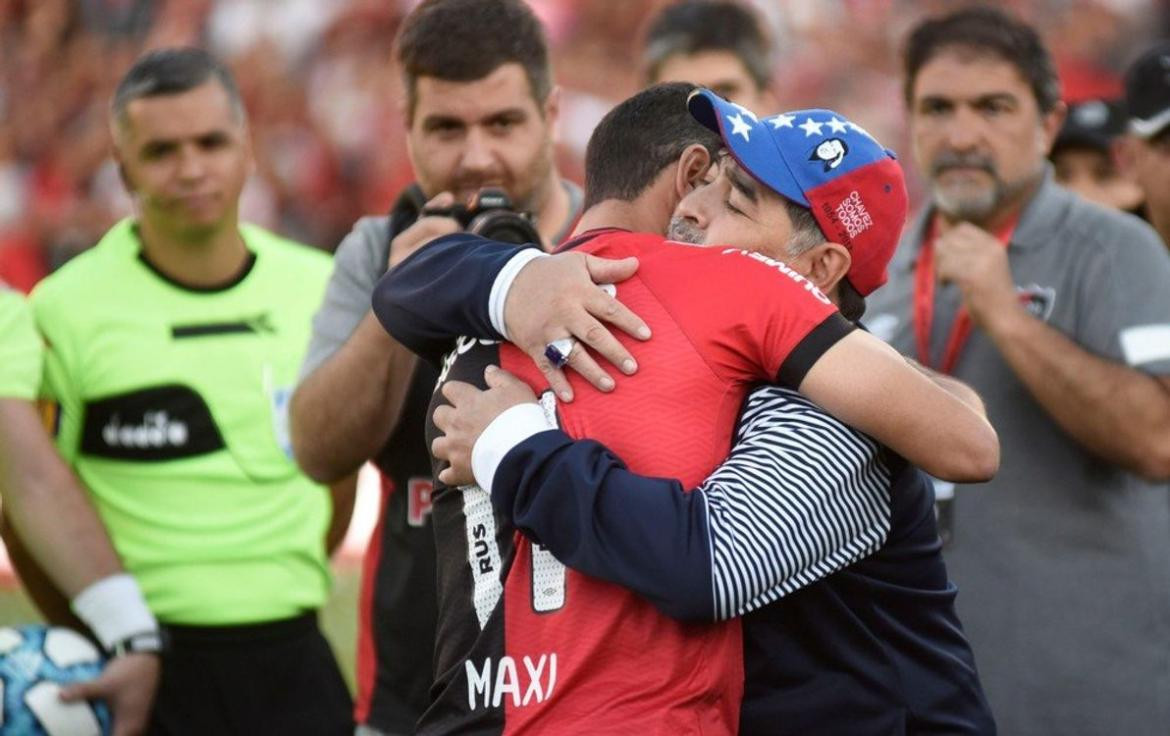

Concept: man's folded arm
[[488, 388, 893, 622], [372, 233, 534, 363], [491, 429, 718, 621]]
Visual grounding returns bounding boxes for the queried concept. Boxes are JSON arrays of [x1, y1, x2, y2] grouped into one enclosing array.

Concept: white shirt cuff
[[471, 403, 554, 496], [489, 249, 548, 340]]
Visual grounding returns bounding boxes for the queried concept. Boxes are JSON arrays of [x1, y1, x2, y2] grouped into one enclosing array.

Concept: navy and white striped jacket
[[494, 386, 994, 734], [378, 234, 996, 734]]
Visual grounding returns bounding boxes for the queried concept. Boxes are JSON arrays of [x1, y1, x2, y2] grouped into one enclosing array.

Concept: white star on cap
[[799, 117, 824, 137], [768, 114, 796, 129], [847, 121, 873, 139], [731, 103, 759, 123], [727, 112, 753, 142], [826, 117, 848, 134]]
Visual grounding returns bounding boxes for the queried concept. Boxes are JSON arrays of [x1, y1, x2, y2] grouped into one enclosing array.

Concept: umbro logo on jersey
[[721, 248, 833, 305], [464, 653, 558, 711], [81, 385, 225, 461]]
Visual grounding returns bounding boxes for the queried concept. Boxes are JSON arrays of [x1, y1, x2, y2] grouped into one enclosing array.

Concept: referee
[[21, 49, 353, 734]]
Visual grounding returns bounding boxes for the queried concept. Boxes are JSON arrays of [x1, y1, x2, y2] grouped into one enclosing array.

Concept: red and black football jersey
[[419, 231, 851, 735]]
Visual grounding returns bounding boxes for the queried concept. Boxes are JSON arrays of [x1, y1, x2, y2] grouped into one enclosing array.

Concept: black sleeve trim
[[776, 312, 856, 388]]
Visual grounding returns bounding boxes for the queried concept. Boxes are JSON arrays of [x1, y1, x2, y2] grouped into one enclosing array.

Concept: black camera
[[423, 188, 542, 245]]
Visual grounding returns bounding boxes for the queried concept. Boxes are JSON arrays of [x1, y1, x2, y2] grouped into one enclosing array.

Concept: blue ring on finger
[[544, 338, 576, 368]]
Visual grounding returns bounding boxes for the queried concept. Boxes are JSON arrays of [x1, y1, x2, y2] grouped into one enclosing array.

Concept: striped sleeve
[[702, 386, 892, 620]]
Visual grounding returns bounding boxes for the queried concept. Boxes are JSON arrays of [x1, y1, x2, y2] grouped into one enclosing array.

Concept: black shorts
[[149, 612, 353, 736]]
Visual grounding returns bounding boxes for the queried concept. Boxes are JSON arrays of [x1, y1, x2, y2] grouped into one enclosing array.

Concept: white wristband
[[489, 249, 548, 340], [471, 403, 555, 496], [71, 573, 158, 651]]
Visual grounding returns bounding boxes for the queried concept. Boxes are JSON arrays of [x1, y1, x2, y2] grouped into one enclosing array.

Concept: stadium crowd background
[[0, 0, 1165, 293], [0, 0, 1166, 691]]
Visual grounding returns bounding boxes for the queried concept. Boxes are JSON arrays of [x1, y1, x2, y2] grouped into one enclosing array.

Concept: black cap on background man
[[1050, 98, 1143, 212], [1120, 41, 1170, 248], [1125, 42, 1170, 139]]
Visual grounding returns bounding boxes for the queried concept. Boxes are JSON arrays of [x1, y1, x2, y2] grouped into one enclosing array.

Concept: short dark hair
[[583, 82, 722, 208], [396, 0, 552, 120], [903, 6, 1060, 114], [111, 47, 244, 130], [643, 1, 772, 89]]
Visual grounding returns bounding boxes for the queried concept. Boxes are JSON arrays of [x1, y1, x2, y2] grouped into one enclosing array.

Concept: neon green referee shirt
[[0, 285, 42, 400], [31, 219, 334, 625]]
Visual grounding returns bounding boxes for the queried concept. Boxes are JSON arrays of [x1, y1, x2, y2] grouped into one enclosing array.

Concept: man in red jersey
[[373, 84, 997, 734]]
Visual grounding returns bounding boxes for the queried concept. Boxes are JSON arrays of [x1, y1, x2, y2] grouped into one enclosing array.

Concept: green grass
[[0, 563, 364, 693]]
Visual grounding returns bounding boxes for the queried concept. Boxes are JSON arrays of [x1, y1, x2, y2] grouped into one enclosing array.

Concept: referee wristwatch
[[109, 629, 166, 657]]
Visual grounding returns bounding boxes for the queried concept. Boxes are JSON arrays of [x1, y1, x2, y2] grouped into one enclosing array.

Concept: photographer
[[288, 2, 599, 733]]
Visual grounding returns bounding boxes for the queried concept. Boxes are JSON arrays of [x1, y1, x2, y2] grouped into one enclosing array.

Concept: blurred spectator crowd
[[0, 0, 1165, 293]]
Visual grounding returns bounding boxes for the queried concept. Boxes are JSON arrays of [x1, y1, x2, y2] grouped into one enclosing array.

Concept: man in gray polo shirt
[[867, 8, 1170, 735]]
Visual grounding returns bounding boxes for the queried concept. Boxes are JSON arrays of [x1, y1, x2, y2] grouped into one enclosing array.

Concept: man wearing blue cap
[[374, 84, 996, 734]]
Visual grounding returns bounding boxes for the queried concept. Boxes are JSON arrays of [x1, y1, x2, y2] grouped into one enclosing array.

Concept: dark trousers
[[148, 612, 353, 736]]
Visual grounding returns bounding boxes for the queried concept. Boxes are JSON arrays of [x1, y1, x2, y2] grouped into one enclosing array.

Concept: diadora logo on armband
[[81, 385, 225, 461], [721, 249, 832, 305], [464, 653, 558, 711]]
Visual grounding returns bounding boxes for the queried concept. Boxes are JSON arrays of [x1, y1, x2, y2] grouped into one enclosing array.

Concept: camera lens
[[467, 211, 542, 245]]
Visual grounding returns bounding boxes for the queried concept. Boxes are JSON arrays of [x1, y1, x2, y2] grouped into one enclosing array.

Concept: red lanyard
[[913, 217, 1017, 374]]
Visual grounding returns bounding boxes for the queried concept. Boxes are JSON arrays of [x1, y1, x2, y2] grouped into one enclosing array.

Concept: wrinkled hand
[[934, 222, 1020, 328], [504, 251, 651, 401], [432, 367, 538, 487], [388, 192, 462, 270], [60, 652, 159, 736]]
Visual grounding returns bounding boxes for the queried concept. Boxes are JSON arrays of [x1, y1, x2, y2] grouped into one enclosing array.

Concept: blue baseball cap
[[687, 88, 908, 296]]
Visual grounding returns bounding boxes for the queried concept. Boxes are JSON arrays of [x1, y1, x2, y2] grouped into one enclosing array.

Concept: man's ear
[[242, 123, 256, 177], [543, 85, 562, 133], [1113, 135, 1140, 179], [113, 149, 134, 194], [399, 88, 413, 128], [795, 242, 852, 293], [674, 144, 712, 200], [118, 164, 134, 193], [1039, 100, 1067, 156]]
